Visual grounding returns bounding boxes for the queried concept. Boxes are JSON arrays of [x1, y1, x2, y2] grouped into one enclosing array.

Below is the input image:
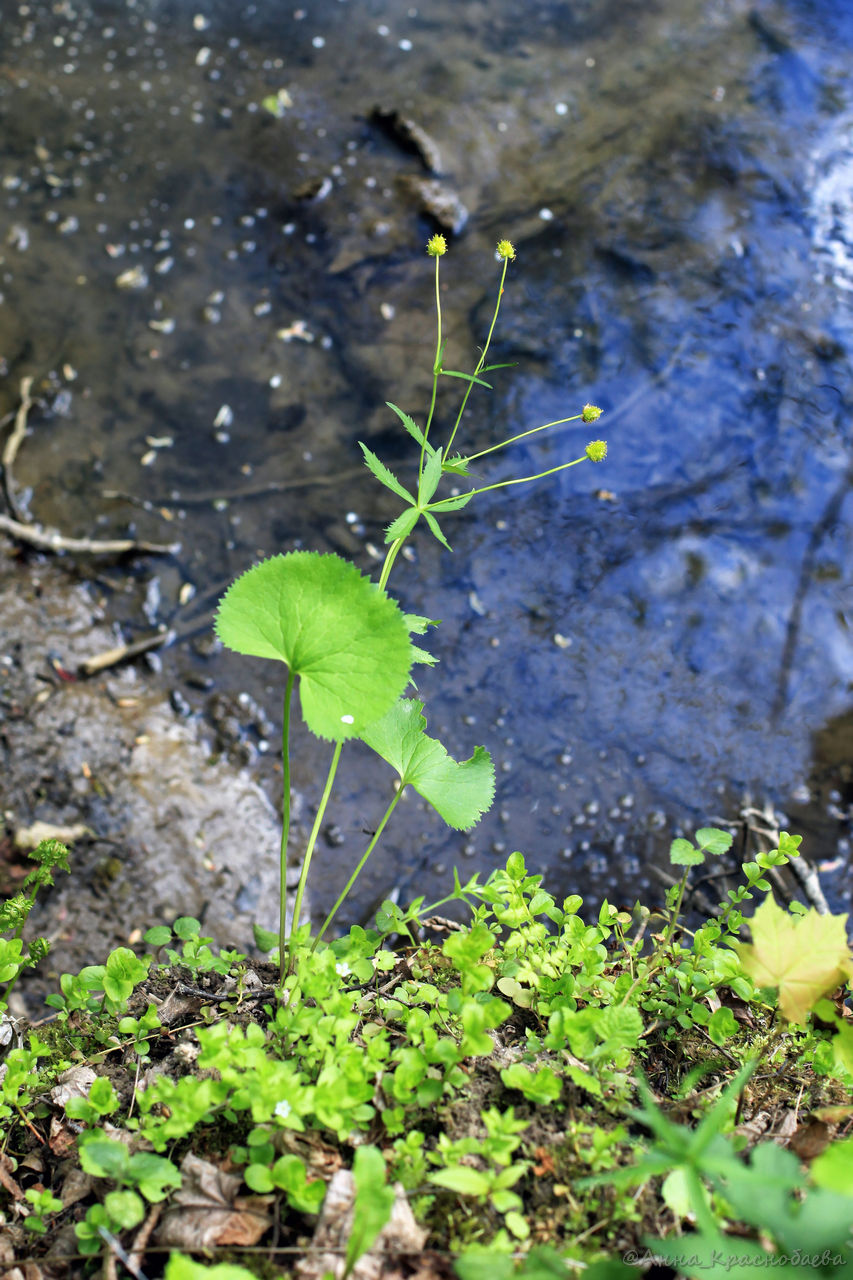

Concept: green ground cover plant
[[0, 242, 850, 1279]]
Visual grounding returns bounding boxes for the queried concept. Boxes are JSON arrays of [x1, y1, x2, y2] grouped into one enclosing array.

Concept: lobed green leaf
[[360, 699, 495, 830]]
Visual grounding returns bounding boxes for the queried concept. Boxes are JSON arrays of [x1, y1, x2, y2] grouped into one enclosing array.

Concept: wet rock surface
[[0, 549, 299, 1010], [0, 0, 852, 976]]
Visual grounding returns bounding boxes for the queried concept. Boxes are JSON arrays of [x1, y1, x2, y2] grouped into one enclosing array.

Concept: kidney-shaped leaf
[[214, 552, 412, 741], [360, 698, 494, 830]]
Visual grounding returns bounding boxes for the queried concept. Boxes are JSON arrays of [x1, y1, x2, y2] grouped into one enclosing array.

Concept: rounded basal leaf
[[214, 552, 412, 740], [360, 698, 495, 830]]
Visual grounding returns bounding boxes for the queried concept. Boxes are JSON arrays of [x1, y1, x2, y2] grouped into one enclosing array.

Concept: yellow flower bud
[[585, 440, 607, 463], [426, 234, 447, 258], [582, 403, 602, 423], [496, 239, 516, 261]]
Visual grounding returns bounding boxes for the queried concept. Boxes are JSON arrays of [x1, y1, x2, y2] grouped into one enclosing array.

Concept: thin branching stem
[[466, 413, 585, 462], [311, 788, 404, 951], [418, 254, 443, 486], [661, 869, 691, 953], [287, 740, 343, 975], [445, 256, 509, 459], [432, 453, 590, 505]]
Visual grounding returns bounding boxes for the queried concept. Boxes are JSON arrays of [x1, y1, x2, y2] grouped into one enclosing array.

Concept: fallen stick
[[0, 511, 179, 556], [127, 1202, 161, 1277], [1, 375, 34, 469], [1, 375, 34, 521], [78, 628, 175, 677]]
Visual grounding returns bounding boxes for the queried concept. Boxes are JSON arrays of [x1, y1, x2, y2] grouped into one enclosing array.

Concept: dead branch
[[1, 375, 34, 520], [127, 1203, 161, 1276], [0, 512, 179, 556], [78, 628, 175, 677]]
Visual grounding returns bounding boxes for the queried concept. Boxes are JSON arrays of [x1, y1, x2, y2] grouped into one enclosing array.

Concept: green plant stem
[[419, 254, 443, 486], [466, 413, 584, 463], [445, 256, 509, 459], [311, 788, 404, 952], [661, 870, 690, 953], [432, 452, 590, 505], [286, 740, 344, 976], [378, 538, 405, 592], [278, 667, 296, 982]]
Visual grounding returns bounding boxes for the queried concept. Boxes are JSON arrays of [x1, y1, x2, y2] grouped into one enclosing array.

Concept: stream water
[[1, 0, 852, 948]]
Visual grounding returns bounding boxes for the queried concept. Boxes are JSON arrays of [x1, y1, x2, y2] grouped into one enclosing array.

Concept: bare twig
[[127, 1203, 161, 1276], [98, 1223, 149, 1280], [78, 628, 175, 677], [0, 512, 179, 556], [1, 375, 34, 520]]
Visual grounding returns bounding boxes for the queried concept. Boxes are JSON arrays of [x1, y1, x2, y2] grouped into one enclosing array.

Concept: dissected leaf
[[359, 698, 494, 830], [386, 400, 434, 452], [442, 453, 471, 476], [385, 506, 421, 544], [358, 442, 416, 504], [405, 614, 439, 668], [730, 896, 853, 1023], [439, 369, 493, 389], [214, 552, 412, 741], [404, 614, 439, 636], [423, 509, 452, 550], [429, 491, 475, 512], [420, 446, 444, 505]]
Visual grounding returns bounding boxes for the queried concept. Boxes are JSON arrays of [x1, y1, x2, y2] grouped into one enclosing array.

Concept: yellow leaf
[[730, 896, 853, 1024]]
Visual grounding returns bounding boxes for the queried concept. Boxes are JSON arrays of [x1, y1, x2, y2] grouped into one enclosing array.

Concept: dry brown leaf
[[157, 986, 207, 1025], [47, 1066, 97, 1110], [296, 1169, 427, 1280], [736, 1109, 771, 1145], [0, 1155, 23, 1201], [155, 1152, 273, 1251], [48, 1116, 78, 1159], [215, 1195, 275, 1245], [280, 1129, 344, 1181], [0, 1229, 17, 1266], [789, 1120, 832, 1159], [775, 1110, 799, 1141], [532, 1146, 556, 1177], [58, 1166, 95, 1210]]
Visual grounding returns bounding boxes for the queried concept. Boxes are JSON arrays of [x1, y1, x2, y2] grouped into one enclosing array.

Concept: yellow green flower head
[[582, 403, 602, 423], [585, 440, 607, 463], [426, 234, 447, 258], [496, 239, 516, 261]]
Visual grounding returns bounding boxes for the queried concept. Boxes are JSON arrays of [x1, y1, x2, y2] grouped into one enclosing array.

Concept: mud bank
[[0, 546, 303, 1012]]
